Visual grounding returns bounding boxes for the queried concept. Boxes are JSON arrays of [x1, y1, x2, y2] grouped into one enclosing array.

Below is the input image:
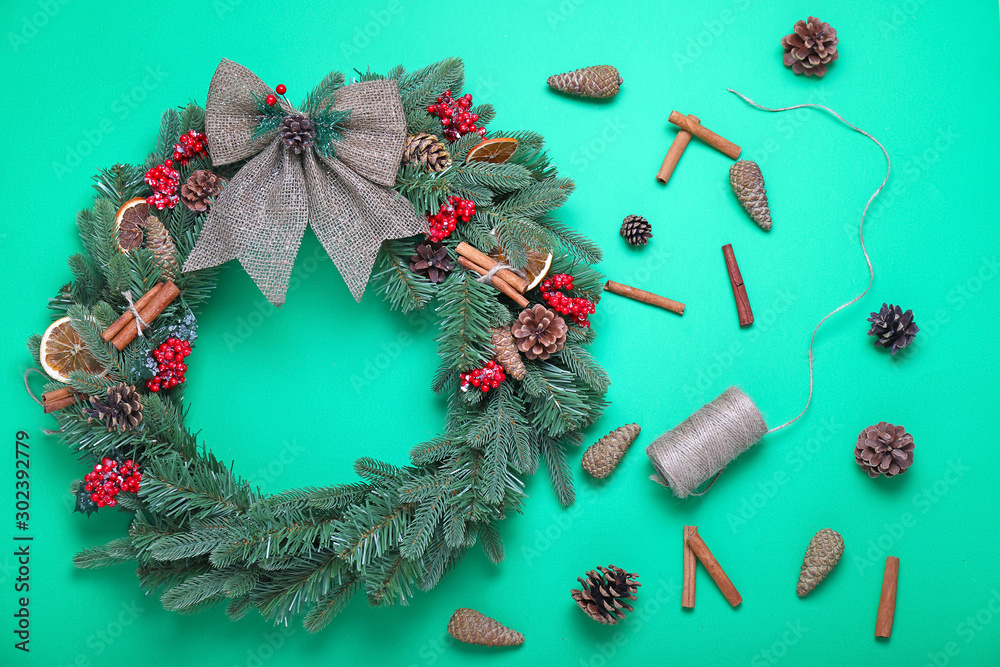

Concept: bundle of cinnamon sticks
[[101, 281, 181, 351], [455, 242, 529, 308]]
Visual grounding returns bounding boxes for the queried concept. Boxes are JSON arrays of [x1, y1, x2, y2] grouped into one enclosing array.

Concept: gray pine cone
[[797, 528, 844, 596], [729, 160, 771, 231], [582, 424, 640, 479]]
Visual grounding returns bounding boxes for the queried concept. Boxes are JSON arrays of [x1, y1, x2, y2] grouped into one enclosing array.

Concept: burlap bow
[[182, 59, 426, 305]]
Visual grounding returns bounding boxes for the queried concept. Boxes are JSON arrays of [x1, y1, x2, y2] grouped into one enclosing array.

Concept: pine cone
[[582, 424, 640, 479], [491, 325, 526, 380], [620, 215, 652, 246], [855, 421, 914, 478], [84, 383, 143, 432], [867, 303, 918, 354], [547, 66, 623, 99], [144, 215, 179, 280], [409, 241, 454, 284], [571, 565, 641, 625], [782, 17, 839, 77], [511, 304, 567, 361], [447, 608, 524, 646], [729, 160, 772, 231], [402, 133, 452, 172], [281, 115, 316, 154], [180, 169, 225, 212], [797, 528, 844, 597]]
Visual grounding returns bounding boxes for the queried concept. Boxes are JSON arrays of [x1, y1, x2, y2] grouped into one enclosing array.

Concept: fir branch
[[557, 343, 611, 393], [418, 527, 461, 591], [249, 91, 285, 143], [147, 108, 181, 169], [149, 522, 232, 561], [454, 161, 533, 194], [478, 522, 504, 564], [399, 494, 445, 560], [67, 371, 114, 397], [394, 165, 453, 215], [26, 334, 41, 367], [409, 437, 461, 465], [432, 273, 494, 391], [442, 502, 467, 549], [179, 102, 206, 134], [267, 482, 371, 513], [333, 498, 412, 568], [540, 435, 575, 507], [353, 457, 401, 486], [73, 538, 137, 569], [469, 103, 495, 126], [92, 164, 147, 209], [304, 71, 346, 115], [68, 253, 103, 307], [141, 451, 256, 523], [537, 216, 604, 265], [161, 567, 241, 611], [396, 58, 465, 127], [371, 239, 435, 314], [303, 578, 359, 632], [363, 553, 421, 607], [226, 595, 254, 621]]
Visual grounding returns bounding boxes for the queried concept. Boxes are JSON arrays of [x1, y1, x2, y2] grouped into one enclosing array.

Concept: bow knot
[[182, 59, 426, 305]]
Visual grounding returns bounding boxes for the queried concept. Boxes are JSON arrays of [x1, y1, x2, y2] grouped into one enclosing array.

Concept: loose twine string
[[649, 91, 892, 497]]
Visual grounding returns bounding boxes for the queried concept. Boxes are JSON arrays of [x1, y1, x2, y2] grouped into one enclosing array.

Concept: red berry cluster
[[172, 130, 208, 166], [144, 159, 180, 210], [459, 360, 506, 393], [145, 337, 192, 392], [84, 458, 142, 508], [427, 196, 476, 242], [540, 274, 597, 327], [427, 90, 486, 142]]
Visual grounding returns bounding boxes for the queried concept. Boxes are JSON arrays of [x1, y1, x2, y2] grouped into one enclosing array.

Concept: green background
[[3, 0, 999, 664]]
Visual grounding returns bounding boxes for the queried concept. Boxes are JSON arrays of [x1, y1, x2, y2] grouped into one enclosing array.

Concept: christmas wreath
[[27, 58, 609, 631]]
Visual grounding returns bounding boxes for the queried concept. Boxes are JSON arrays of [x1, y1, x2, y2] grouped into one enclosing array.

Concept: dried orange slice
[[114, 197, 149, 252], [488, 246, 553, 292], [466, 137, 519, 164], [39, 317, 105, 383]]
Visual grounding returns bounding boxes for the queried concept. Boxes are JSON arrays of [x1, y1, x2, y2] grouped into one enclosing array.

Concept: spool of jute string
[[646, 91, 892, 499]]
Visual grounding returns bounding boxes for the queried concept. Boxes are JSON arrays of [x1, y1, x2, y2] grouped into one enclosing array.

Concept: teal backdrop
[[3, 0, 999, 665]]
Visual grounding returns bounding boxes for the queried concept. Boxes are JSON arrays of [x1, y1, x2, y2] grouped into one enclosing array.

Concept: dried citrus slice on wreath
[[114, 197, 149, 252], [39, 316, 105, 383], [488, 245, 553, 291], [466, 137, 519, 164]]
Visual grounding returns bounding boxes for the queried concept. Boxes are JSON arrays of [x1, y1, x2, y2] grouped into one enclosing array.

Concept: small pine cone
[[866, 303, 918, 354], [280, 114, 316, 154], [855, 421, 914, 478], [409, 241, 454, 284], [144, 215, 179, 280], [84, 383, 143, 432], [491, 325, 526, 381], [180, 169, 225, 212], [447, 608, 524, 646], [511, 304, 567, 361], [582, 424, 640, 479], [547, 66, 623, 99], [730, 160, 772, 231], [797, 528, 844, 596], [620, 215, 652, 246], [782, 16, 839, 77], [402, 132, 452, 172], [571, 565, 641, 625]]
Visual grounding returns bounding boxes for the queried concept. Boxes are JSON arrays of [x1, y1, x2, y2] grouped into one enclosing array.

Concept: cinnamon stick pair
[[683, 526, 742, 608], [101, 281, 181, 350], [42, 386, 80, 413], [455, 242, 529, 308]]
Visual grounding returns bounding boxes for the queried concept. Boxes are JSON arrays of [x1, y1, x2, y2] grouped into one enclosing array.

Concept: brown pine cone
[[855, 422, 914, 478], [447, 608, 524, 646], [84, 383, 143, 432], [180, 169, 225, 212], [571, 565, 641, 625], [729, 160, 772, 231], [281, 115, 316, 154], [620, 215, 652, 246], [782, 17, 839, 77], [547, 66, 623, 98], [144, 215, 179, 280], [511, 304, 567, 361], [409, 241, 454, 284], [867, 303, 918, 354], [491, 325, 526, 380], [582, 424, 640, 479], [402, 132, 452, 172]]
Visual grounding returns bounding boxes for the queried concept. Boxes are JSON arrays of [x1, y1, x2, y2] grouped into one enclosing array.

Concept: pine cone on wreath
[[855, 421, 914, 478], [620, 215, 652, 246], [866, 303, 918, 354], [491, 325, 526, 380], [447, 608, 524, 646], [781, 16, 839, 77], [409, 241, 454, 284], [547, 66, 623, 98], [511, 304, 567, 361], [402, 133, 452, 173], [144, 215, 179, 280], [280, 115, 316, 154], [180, 169, 225, 212], [729, 160, 772, 231], [84, 383, 143, 432], [582, 423, 641, 479], [571, 565, 641, 625], [797, 528, 844, 597]]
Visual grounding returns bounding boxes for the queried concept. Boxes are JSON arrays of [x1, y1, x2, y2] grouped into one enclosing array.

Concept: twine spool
[[646, 387, 767, 498]]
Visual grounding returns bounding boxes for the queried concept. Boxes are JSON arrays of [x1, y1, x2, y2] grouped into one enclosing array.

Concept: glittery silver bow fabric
[[182, 59, 426, 305]]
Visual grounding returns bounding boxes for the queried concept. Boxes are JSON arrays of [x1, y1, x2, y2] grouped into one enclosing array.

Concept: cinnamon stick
[[722, 244, 753, 327], [101, 282, 165, 342], [875, 556, 899, 638], [455, 242, 528, 293], [686, 531, 742, 607], [458, 257, 529, 308], [682, 526, 697, 608], [657, 115, 700, 184], [110, 280, 181, 351], [604, 280, 685, 315], [668, 111, 742, 160], [42, 386, 80, 414]]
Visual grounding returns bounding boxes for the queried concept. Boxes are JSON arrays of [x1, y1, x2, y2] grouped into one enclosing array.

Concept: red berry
[[275, 84, 286, 95], [266, 94, 277, 106]]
